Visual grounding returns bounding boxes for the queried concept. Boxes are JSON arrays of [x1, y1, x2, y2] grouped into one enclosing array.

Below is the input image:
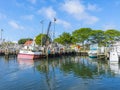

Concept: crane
[[43, 21, 52, 46], [46, 21, 51, 38]]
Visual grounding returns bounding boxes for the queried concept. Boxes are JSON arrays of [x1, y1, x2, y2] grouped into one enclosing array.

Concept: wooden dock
[[97, 47, 110, 60], [0, 43, 90, 59], [0, 49, 19, 56], [97, 54, 106, 59]]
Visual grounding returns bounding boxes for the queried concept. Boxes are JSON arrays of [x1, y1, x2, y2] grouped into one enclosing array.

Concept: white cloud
[[28, 0, 37, 4], [61, 0, 99, 25], [82, 13, 99, 24], [21, 15, 34, 20], [87, 4, 101, 11], [57, 19, 71, 29], [0, 13, 6, 19], [38, 7, 56, 20], [103, 24, 116, 30], [61, 0, 85, 15], [8, 20, 24, 30], [38, 6, 71, 29]]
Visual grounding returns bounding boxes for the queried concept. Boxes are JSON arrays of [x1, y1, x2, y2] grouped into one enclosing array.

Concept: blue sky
[[0, 0, 120, 42]]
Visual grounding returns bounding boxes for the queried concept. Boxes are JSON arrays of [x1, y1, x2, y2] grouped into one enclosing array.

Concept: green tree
[[54, 32, 73, 45], [35, 34, 51, 45], [54, 38, 62, 44], [104, 29, 120, 43], [89, 30, 105, 46], [18, 38, 33, 44], [72, 28, 92, 44]]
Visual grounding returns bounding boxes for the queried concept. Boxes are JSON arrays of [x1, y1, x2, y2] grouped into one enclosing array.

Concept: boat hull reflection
[[17, 59, 34, 69]]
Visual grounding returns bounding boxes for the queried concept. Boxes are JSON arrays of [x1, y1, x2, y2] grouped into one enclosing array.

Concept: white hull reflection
[[109, 62, 120, 74]]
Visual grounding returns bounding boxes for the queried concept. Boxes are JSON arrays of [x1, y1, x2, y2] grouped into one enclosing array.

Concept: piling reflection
[[4, 55, 17, 63]]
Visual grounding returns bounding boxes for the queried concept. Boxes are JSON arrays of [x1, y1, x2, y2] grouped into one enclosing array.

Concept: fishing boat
[[88, 44, 98, 58], [17, 40, 43, 59]]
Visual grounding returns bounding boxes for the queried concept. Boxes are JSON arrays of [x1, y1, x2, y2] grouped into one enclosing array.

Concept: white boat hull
[[88, 50, 97, 58], [18, 50, 43, 59]]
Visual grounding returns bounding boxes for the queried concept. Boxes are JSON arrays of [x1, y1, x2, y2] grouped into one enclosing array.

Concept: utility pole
[[1, 29, 3, 40], [40, 20, 44, 46], [53, 18, 56, 41]]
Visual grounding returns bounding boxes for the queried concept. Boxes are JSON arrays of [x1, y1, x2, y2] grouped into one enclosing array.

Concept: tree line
[[18, 28, 120, 46], [54, 28, 120, 46]]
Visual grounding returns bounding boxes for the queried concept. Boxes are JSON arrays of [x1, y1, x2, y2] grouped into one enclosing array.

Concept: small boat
[[88, 44, 98, 58], [17, 40, 43, 60], [88, 50, 97, 58]]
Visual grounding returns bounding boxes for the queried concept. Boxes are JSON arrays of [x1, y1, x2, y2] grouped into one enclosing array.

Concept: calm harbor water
[[0, 55, 120, 90]]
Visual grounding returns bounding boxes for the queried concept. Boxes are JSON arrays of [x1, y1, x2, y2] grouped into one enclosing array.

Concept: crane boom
[[46, 21, 51, 37], [44, 21, 52, 46]]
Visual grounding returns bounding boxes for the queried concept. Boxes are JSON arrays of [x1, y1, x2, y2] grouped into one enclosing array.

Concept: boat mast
[[53, 18, 56, 41]]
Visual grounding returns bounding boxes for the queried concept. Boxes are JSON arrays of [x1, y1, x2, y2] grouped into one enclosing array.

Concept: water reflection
[[3, 55, 17, 64], [1, 56, 120, 90], [4, 55, 120, 78], [36, 58, 61, 90], [35, 56, 120, 79], [62, 57, 97, 78], [17, 59, 34, 69], [34, 56, 120, 90], [109, 62, 120, 75], [18, 59, 34, 66]]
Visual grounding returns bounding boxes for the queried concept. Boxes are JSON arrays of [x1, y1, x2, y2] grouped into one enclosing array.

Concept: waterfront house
[[24, 40, 33, 46]]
